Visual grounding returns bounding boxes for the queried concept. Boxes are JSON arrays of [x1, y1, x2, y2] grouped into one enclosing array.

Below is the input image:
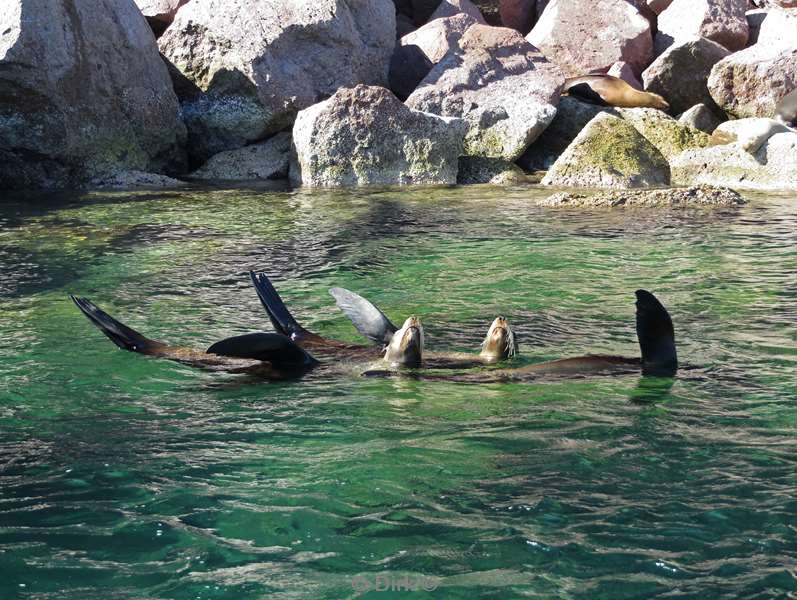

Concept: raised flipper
[[249, 271, 311, 340], [207, 332, 318, 368], [71, 296, 157, 352], [329, 287, 398, 346], [635, 290, 677, 376]]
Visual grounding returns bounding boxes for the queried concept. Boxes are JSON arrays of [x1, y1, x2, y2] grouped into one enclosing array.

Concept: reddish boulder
[[657, 0, 749, 53]]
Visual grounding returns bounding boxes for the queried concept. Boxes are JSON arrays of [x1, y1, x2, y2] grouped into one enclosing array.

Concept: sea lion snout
[[480, 316, 517, 362], [385, 316, 424, 367]]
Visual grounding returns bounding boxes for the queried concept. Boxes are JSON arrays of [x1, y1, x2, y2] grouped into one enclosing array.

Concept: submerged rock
[[159, 0, 395, 162], [88, 170, 185, 189], [541, 113, 670, 188], [539, 185, 746, 207], [291, 85, 467, 187], [527, 0, 653, 77], [457, 157, 527, 184], [191, 133, 291, 181], [0, 0, 186, 190], [406, 24, 564, 161]]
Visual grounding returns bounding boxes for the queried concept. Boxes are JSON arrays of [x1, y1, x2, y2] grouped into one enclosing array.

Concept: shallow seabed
[[1, 184, 796, 599]]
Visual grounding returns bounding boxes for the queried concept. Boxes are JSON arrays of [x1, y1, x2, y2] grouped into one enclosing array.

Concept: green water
[[1, 184, 796, 599]]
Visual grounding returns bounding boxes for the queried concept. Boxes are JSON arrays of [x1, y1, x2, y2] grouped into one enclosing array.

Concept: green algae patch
[[620, 108, 711, 160]]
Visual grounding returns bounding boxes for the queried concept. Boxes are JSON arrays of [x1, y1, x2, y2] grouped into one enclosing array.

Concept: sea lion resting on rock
[[250, 272, 517, 369], [564, 75, 670, 111]]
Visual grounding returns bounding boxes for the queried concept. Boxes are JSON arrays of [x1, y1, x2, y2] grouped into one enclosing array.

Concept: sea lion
[[70, 296, 318, 379], [775, 88, 797, 128], [250, 272, 517, 369], [366, 290, 677, 382], [564, 75, 670, 111], [328, 285, 517, 365]]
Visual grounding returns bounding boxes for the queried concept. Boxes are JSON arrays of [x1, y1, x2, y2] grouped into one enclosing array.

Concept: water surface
[[1, 184, 796, 599]]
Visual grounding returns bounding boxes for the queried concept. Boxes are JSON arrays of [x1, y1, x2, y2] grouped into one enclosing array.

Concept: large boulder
[[527, 0, 653, 77], [0, 0, 186, 190], [291, 85, 467, 186], [541, 113, 670, 188], [190, 132, 291, 181], [406, 24, 565, 160], [678, 103, 723, 133], [159, 0, 395, 162], [671, 131, 797, 189], [135, 0, 190, 35], [707, 8, 797, 117], [389, 13, 477, 100], [656, 0, 749, 53], [642, 37, 731, 115]]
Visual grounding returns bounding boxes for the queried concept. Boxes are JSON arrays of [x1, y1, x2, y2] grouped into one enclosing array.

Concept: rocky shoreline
[[1, 0, 795, 194]]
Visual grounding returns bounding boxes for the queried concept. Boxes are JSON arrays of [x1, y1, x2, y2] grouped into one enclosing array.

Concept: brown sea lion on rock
[[564, 75, 670, 110]]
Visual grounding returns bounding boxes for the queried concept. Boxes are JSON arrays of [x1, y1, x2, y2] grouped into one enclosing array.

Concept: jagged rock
[[88, 170, 185, 189], [457, 156, 527, 183], [517, 96, 615, 171], [159, 0, 395, 162], [709, 117, 792, 152], [671, 131, 797, 189], [430, 0, 487, 22], [291, 85, 467, 187], [642, 37, 730, 115], [708, 8, 797, 118], [406, 24, 564, 160], [541, 113, 670, 188], [190, 132, 291, 181], [527, 0, 653, 77], [539, 185, 745, 207], [0, 0, 186, 190], [618, 107, 712, 159], [389, 13, 477, 100], [678, 104, 723, 133], [656, 0, 749, 53], [135, 0, 190, 35]]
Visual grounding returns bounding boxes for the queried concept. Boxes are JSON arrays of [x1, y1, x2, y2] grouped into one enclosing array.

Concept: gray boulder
[[541, 113, 670, 188], [708, 8, 797, 117], [291, 85, 467, 187], [0, 0, 186, 190], [656, 0, 749, 53], [191, 132, 291, 181], [527, 0, 653, 77], [671, 130, 797, 189], [159, 0, 395, 162], [642, 37, 731, 115], [678, 104, 723, 133], [406, 24, 565, 161]]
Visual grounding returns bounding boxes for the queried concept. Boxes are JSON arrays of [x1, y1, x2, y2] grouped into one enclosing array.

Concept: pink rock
[[708, 8, 797, 117], [135, 0, 189, 34], [642, 37, 731, 115], [608, 61, 643, 89], [389, 13, 478, 99], [429, 0, 488, 23], [648, 0, 674, 13], [500, 0, 537, 34], [657, 0, 749, 53], [527, 0, 653, 77]]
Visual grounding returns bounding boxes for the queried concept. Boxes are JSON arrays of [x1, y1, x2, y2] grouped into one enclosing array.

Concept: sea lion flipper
[[249, 271, 310, 339], [207, 332, 318, 368], [70, 296, 155, 352], [564, 81, 609, 106], [329, 287, 398, 345], [635, 290, 677, 376]]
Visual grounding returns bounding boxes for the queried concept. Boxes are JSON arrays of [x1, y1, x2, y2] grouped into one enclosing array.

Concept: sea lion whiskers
[[479, 316, 517, 363], [385, 316, 424, 367]]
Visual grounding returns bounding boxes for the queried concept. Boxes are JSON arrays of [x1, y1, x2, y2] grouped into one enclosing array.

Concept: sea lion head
[[479, 316, 517, 363], [645, 92, 670, 112], [384, 316, 424, 367]]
